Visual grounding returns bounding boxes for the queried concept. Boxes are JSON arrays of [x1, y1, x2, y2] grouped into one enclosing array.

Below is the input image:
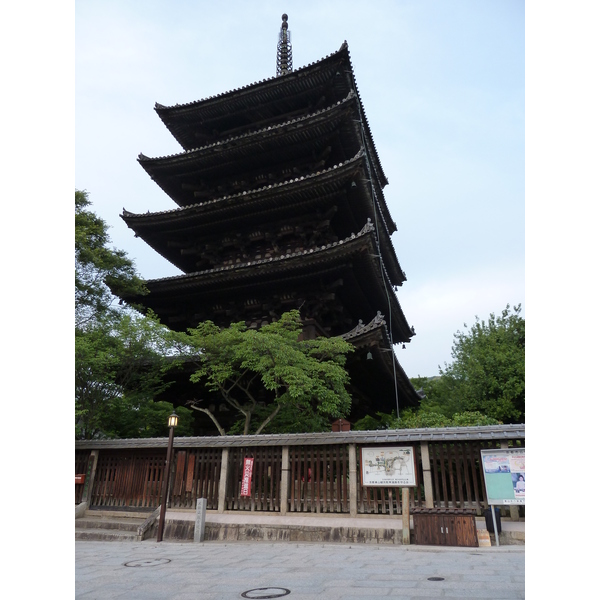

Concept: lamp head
[[168, 411, 179, 428]]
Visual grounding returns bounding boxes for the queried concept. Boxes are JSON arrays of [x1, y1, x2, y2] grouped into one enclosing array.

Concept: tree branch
[[187, 404, 226, 436], [254, 403, 282, 436]]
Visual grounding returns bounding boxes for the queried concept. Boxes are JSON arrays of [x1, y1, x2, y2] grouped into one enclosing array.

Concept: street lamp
[[167, 411, 179, 428], [157, 411, 179, 542]]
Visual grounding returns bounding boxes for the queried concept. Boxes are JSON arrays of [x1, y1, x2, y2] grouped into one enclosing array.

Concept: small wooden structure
[[412, 508, 478, 547], [331, 418, 351, 432]]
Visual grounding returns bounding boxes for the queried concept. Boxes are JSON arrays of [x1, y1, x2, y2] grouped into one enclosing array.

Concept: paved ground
[[76, 540, 524, 599]]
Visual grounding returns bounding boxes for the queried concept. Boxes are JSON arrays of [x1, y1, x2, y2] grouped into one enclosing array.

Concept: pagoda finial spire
[[276, 13, 293, 76]]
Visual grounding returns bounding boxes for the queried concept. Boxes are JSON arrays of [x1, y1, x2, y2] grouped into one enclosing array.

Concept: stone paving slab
[[76, 540, 524, 599]]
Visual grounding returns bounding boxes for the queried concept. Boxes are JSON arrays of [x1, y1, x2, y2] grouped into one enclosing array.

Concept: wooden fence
[[90, 450, 165, 509], [288, 445, 350, 513], [75, 426, 524, 516], [170, 448, 222, 510]]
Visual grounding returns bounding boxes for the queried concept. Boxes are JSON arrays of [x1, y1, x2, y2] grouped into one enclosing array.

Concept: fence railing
[[75, 425, 524, 516]]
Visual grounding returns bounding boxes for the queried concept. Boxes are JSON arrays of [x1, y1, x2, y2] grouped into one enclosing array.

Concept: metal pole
[[490, 504, 500, 547], [157, 425, 175, 542]]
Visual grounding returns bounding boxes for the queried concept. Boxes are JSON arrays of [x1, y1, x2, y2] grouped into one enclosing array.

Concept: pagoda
[[119, 15, 422, 430]]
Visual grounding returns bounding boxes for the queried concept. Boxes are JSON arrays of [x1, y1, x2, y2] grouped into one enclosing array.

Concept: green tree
[[75, 190, 189, 439], [420, 304, 525, 423], [75, 311, 192, 439], [178, 310, 354, 435], [228, 403, 332, 435], [353, 409, 500, 430], [75, 189, 146, 328]]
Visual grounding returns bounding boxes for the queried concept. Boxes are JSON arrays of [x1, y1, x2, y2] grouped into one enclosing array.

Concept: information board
[[480, 448, 525, 505], [360, 446, 417, 487]]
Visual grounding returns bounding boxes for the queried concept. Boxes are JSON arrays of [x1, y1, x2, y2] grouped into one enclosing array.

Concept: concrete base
[[160, 510, 525, 545], [162, 519, 405, 544], [76, 508, 525, 545]]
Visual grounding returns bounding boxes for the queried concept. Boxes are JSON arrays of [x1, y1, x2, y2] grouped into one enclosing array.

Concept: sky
[[75, 0, 524, 378]]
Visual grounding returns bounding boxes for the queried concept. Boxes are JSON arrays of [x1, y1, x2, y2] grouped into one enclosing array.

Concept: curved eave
[[125, 151, 405, 284], [124, 224, 414, 341], [125, 152, 364, 227], [154, 44, 352, 130], [141, 222, 380, 291], [133, 148, 398, 238], [342, 315, 420, 406], [138, 93, 356, 177], [140, 95, 361, 206], [154, 42, 388, 189]]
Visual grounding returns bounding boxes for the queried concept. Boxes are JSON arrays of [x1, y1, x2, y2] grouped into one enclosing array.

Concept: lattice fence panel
[[288, 445, 350, 513], [90, 450, 166, 509], [170, 448, 222, 510], [226, 446, 282, 512], [427, 439, 522, 512]]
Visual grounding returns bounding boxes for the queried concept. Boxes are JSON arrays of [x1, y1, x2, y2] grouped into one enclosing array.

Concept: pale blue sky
[[75, 0, 525, 377]]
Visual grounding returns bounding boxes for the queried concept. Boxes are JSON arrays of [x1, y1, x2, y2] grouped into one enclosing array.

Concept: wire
[[350, 87, 401, 419]]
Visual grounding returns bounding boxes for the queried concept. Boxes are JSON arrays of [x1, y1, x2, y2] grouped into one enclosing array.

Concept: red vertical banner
[[240, 457, 254, 497]]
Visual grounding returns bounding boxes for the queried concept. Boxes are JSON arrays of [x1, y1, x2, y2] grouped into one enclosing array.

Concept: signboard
[[240, 457, 254, 497], [360, 446, 417, 487], [480, 448, 525, 505]]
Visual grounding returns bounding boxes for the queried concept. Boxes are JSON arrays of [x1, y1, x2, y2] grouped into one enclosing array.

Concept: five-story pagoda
[[119, 16, 422, 431]]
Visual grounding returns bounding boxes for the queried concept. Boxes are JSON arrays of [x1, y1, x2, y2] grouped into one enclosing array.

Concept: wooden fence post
[[402, 487, 410, 544], [420, 441, 434, 508], [280, 445, 290, 515], [349, 444, 358, 517], [217, 448, 229, 513]]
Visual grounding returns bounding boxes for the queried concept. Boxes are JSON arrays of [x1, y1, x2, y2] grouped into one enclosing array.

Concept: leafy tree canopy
[[353, 409, 500, 430], [75, 190, 190, 439], [414, 304, 525, 423], [75, 189, 146, 329], [176, 310, 354, 435]]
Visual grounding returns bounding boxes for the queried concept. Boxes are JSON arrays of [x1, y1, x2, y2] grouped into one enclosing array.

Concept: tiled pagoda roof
[[123, 221, 414, 342], [123, 152, 405, 284], [153, 43, 387, 189]]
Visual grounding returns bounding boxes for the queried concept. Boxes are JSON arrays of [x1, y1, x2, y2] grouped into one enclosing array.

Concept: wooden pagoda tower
[[119, 16, 422, 431]]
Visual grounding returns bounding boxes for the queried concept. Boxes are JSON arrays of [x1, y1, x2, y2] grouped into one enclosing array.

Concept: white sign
[[481, 448, 525, 505], [360, 446, 417, 487]]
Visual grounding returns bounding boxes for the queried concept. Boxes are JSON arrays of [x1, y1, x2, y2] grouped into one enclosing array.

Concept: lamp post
[[157, 411, 179, 542]]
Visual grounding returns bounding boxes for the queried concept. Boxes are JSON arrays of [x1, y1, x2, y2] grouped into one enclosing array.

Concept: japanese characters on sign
[[481, 448, 525, 505], [240, 457, 254, 497], [360, 446, 417, 487]]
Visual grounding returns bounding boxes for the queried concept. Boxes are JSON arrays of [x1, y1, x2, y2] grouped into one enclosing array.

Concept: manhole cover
[[124, 558, 171, 568], [241, 588, 291, 599], [427, 577, 445, 581]]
